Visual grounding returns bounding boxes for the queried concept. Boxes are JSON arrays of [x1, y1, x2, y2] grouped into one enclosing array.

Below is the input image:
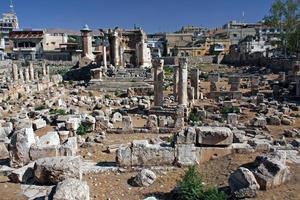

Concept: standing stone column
[[191, 68, 199, 99], [173, 66, 179, 101], [153, 59, 164, 107], [19, 68, 24, 81], [24, 68, 30, 82], [178, 58, 188, 106], [46, 65, 50, 79], [12, 64, 19, 82], [29, 63, 34, 81], [110, 30, 120, 67], [103, 45, 107, 71], [42, 63, 47, 76], [257, 93, 264, 105]]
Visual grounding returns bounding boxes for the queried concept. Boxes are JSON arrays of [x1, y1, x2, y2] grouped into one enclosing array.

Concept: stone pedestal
[[178, 58, 188, 106], [257, 93, 265, 105], [153, 59, 164, 107]]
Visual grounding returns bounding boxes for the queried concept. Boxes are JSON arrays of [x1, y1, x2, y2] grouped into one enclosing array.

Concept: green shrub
[[164, 66, 174, 76], [50, 109, 67, 116], [76, 124, 91, 136], [188, 108, 202, 123], [222, 106, 240, 116], [115, 90, 125, 98], [176, 166, 227, 200], [104, 94, 111, 99], [177, 166, 204, 200]]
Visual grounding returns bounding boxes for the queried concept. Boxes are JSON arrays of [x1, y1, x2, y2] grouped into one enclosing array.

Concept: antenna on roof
[[10, 0, 15, 13]]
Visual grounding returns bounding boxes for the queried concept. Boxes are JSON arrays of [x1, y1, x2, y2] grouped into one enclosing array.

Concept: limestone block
[[34, 156, 82, 185], [52, 178, 90, 200], [195, 127, 233, 146], [229, 167, 260, 198]]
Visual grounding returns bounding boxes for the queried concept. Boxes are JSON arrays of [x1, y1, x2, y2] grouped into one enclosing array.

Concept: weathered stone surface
[[8, 162, 35, 183], [195, 127, 233, 146], [251, 117, 267, 127], [112, 112, 123, 123], [34, 156, 82, 184], [229, 167, 260, 198], [59, 137, 78, 156], [10, 128, 38, 167], [52, 178, 90, 200], [175, 127, 196, 144], [131, 141, 175, 166], [38, 132, 60, 146], [0, 142, 9, 160], [268, 116, 281, 125], [253, 152, 291, 190], [32, 118, 47, 130], [133, 169, 157, 187], [175, 144, 199, 166], [116, 146, 132, 167]]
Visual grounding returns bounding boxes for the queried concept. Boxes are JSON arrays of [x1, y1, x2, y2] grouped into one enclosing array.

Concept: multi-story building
[[0, 37, 5, 60], [9, 29, 80, 61], [214, 20, 261, 45], [147, 33, 165, 58], [0, 1, 19, 48]]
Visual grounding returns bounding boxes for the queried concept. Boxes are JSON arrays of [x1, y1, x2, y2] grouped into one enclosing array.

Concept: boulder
[[8, 162, 35, 183], [133, 169, 157, 187], [34, 156, 82, 185], [32, 118, 47, 130], [253, 152, 291, 190], [195, 127, 233, 146], [268, 116, 281, 125], [112, 112, 123, 123], [251, 117, 267, 127], [51, 178, 90, 200], [229, 167, 260, 198], [10, 128, 38, 167]]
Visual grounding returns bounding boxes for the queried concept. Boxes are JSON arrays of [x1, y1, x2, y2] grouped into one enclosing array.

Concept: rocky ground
[[0, 63, 299, 200]]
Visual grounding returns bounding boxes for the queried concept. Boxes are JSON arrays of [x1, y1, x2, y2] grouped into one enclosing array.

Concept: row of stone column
[[12, 63, 50, 82]]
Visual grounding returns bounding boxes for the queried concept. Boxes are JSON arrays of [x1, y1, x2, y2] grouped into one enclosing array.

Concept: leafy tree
[[263, 0, 300, 54]]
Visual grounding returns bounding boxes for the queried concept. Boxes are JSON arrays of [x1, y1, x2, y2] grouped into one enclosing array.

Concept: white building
[[0, 37, 5, 60], [239, 35, 275, 57]]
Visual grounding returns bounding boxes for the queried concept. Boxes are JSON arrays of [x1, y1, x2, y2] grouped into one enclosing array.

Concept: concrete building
[[0, 37, 5, 60], [9, 29, 81, 61], [147, 33, 165, 58], [239, 35, 276, 57], [164, 33, 194, 56], [214, 20, 260, 45]]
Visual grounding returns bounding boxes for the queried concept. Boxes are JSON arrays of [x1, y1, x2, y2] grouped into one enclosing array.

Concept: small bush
[[176, 166, 227, 200], [50, 109, 67, 116], [76, 124, 91, 136], [188, 108, 202, 123], [164, 66, 174, 76], [104, 94, 111, 99], [222, 106, 240, 116]]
